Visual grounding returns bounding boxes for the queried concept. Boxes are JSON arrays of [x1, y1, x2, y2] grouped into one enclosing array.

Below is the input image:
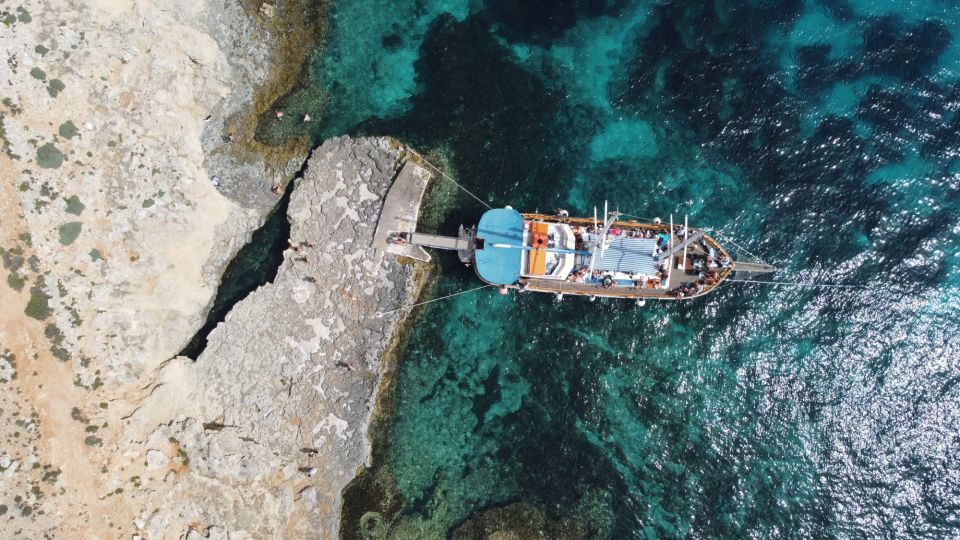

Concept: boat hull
[[470, 213, 734, 301]]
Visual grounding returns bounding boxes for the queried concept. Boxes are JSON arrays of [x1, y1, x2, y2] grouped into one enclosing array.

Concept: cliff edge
[[123, 136, 428, 538], [0, 0, 323, 536]]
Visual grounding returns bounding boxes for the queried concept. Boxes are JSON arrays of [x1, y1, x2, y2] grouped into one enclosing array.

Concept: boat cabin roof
[[474, 208, 524, 285]]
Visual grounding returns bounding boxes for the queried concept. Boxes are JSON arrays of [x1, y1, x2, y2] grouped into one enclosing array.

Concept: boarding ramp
[[409, 233, 470, 251], [372, 160, 433, 262]]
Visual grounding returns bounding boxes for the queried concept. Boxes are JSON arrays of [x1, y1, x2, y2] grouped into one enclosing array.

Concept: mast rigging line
[[375, 284, 496, 317], [706, 228, 772, 267], [404, 147, 493, 210], [619, 213, 772, 267]]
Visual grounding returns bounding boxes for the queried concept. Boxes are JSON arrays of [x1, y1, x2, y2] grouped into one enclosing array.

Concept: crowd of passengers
[[673, 271, 721, 299], [565, 266, 670, 289], [571, 224, 669, 252], [562, 223, 733, 297]]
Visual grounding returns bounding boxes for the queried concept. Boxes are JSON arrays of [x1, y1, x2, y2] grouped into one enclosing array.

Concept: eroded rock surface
[[0, 0, 311, 536], [123, 136, 429, 538]]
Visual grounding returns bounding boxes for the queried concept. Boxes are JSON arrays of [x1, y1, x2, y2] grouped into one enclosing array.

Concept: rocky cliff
[[122, 136, 429, 538], [0, 0, 356, 537]]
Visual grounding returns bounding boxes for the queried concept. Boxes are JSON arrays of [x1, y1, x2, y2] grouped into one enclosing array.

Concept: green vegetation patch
[[47, 79, 65, 98], [36, 142, 65, 169], [45, 323, 70, 361], [0, 245, 25, 273], [35, 44, 49, 56], [42, 469, 61, 483], [0, 350, 17, 383], [89, 248, 102, 261], [83, 435, 102, 446], [58, 121, 78, 139], [2, 97, 22, 114], [64, 195, 84, 215], [17, 7, 31, 23], [141, 198, 154, 208], [25, 276, 52, 320], [6, 272, 25, 291], [30, 67, 45, 80], [58, 222, 82, 245]]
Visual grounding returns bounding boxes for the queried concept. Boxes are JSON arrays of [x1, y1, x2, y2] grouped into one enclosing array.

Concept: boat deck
[[518, 213, 733, 301]]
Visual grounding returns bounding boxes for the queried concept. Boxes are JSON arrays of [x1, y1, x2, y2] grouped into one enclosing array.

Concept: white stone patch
[[313, 412, 350, 441], [313, 373, 327, 399], [333, 196, 361, 224], [145, 449, 169, 470], [284, 318, 333, 365], [305, 318, 331, 343], [356, 182, 380, 203], [291, 285, 311, 304]]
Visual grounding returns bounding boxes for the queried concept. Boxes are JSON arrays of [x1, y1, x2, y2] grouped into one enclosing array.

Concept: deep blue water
[[275, 0, 960, 537]]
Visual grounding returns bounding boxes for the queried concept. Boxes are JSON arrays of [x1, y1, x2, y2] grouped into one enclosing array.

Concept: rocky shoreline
[[126, 136, 431, 538], [0, 1, 425, 538]]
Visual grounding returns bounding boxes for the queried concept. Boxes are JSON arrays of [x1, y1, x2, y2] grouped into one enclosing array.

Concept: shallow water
[[282, 0, 960, 536]]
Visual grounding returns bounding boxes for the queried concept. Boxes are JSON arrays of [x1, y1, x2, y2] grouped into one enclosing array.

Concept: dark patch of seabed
[[178, 186, 292, 360]]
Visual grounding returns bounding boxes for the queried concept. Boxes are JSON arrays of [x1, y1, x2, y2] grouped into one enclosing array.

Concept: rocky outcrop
[[121, 136, 430, 538], [0, 0, 314, 536]]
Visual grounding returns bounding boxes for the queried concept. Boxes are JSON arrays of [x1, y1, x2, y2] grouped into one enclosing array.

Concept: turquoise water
[[282, 0, 960, 536]]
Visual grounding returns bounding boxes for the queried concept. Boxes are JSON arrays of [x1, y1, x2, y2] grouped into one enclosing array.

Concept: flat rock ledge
[[125, 136, 429, 539]]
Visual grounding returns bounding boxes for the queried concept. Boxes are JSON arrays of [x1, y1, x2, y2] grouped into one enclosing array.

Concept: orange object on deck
[[528, 222, 549, 275]]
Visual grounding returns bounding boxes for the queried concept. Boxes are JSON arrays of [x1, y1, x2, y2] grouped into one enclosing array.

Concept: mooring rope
[[404, 147, 493, 210], [376, 284, 496, 317], [707, 229, 771, 266], [620, 213, 657, 223], [725, 278, 865, 289]]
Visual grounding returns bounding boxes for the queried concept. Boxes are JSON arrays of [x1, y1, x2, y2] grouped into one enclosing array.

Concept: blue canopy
[[590, 237, 659, 276], [474, 208, 524, 285]]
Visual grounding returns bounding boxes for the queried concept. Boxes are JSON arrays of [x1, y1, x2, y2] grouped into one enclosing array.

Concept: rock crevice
[[127, 136, 430, 538]]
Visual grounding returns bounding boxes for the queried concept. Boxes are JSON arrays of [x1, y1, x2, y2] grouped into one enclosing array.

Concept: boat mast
[[601, 200, 608, 259], [598, 200, 623, 254], [589, 206, 598, 273], [666, 213, 674, 289], [681, 214, 689, 276], [491, 243, 588, 255]]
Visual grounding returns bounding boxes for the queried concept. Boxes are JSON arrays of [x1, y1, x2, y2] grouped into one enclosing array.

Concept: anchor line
[[619, 214, 772, 267], [404, 147, 493, 210], [725, 279, 864, 289], [708, 229, 771, 266], [376, 284, 496, 317]]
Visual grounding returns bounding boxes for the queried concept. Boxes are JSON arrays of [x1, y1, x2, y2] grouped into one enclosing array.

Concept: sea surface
[[268, 0, 960, 537]]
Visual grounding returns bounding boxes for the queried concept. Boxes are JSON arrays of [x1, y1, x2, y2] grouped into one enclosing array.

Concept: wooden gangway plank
[[409, 233, 470, 251]]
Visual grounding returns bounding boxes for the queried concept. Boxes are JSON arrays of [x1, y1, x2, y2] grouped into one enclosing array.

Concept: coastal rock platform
[[0, 1, 383, 537], [125, 136, 429, 538]]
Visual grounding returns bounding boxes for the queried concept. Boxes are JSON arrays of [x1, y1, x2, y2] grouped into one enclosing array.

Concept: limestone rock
[[145, 449, 168, 471], [127, 136, 429, 538], [0, 0, 308, 537]]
